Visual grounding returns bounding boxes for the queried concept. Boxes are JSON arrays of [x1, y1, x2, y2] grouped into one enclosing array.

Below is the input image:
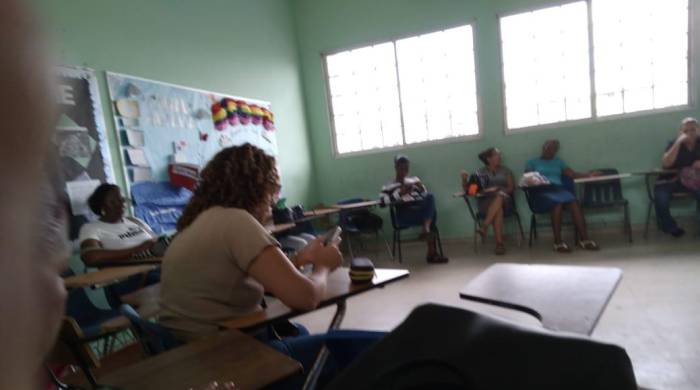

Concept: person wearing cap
[[525, 140, 600, 253], [381, 155, 448, 263], [655, 117, 700, 237]]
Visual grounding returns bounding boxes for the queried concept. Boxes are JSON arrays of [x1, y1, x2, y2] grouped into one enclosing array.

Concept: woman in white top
[[79, 183, 157, 267]]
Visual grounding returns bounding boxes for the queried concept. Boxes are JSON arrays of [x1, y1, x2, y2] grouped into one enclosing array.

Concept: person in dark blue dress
[[525, 140, 600, 252]]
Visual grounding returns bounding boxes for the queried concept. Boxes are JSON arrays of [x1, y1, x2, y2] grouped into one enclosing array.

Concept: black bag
[[327, 304, 637, 390], [347, 210, 383, 231], [272, 206, 294, 224]]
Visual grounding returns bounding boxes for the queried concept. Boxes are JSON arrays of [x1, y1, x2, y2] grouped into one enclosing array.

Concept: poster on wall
[[54, 66, 114, 239], [106, 72, 278, 191]]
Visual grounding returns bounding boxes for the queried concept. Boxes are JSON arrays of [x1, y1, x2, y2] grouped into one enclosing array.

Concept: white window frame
[[499, 0, 695, 134], [322, 23, 483, 158]]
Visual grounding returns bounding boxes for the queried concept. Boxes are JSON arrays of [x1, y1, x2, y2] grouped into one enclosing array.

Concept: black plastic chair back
[[337, 198, 367, 232], [582, 168, 624, 207], [120, 304, 181, 356]]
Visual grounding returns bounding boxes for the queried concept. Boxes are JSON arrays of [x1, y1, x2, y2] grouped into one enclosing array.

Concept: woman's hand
[[295, 237, 343, 271], [677, 132, 689, 144], [136, 238, 157, 252]]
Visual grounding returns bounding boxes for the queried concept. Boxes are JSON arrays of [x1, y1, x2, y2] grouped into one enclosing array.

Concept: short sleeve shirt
[[159, 207, 280, 340], [78, 218, 155, 250], [525, 157, 567, 186]]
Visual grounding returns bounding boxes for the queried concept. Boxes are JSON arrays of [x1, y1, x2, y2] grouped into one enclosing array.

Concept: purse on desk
[[349, 257, 375, 283]]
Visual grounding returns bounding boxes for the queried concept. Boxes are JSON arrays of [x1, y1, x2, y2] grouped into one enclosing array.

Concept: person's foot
[[553, 242, 572, 253], [426, 253, 449, 263], [577, 240, 600, 251], [670, 227, 686, 238], [494, 242, 506, 255]]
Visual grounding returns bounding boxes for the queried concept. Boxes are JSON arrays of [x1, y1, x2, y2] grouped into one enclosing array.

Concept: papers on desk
[[66, 179, 101, 216]]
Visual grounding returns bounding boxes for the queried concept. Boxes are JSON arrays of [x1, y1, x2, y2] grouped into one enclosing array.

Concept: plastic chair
[[643, 171, 700, 239], [462, 194, 525, 253], [388, 201, 445, 263], [581, 168, 632, 243], [521, 176, 578, 247], [119, 304, 181, 356], [337, 198, 391, 260]]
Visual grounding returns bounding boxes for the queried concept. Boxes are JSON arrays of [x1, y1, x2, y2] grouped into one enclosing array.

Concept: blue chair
[[120, 304, 181, 356], [388, 201, 445, 263], [337, 198, 391, 259]]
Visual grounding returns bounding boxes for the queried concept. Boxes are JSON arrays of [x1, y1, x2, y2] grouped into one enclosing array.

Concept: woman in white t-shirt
[[79, 183, 157, 267]]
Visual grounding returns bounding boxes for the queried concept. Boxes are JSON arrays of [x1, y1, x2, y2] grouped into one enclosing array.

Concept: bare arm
[[505, 172, 515, 194], [80, 239, 156, 266], [662, 137, 685, 168], [247, 244, 340, 311], [562, 167, 594, 179]]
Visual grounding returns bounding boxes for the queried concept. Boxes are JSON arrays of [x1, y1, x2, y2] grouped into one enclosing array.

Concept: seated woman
[[79, 183, 158, 266], [655, 117, 700, 237], [462, 147, 514, 255], [160, 144, 384, 387], [381, 155, 447, 263], [524, 140, 599, 253]]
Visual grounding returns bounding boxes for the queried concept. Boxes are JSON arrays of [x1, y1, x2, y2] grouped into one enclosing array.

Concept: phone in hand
[[323, 226, 342, 246]]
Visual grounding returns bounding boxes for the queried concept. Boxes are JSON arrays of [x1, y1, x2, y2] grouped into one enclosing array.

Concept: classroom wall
[[294, 0, 700, 239], [34, 0, 315, 206]]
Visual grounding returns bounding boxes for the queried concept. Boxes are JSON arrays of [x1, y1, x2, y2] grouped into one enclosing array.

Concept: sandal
[[553, 242, 572, 253], [577, 240, 600, 251], [494, 243, 506, 255]]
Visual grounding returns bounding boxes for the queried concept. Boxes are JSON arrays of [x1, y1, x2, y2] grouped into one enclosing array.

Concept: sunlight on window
[[592, 0, 689, 116], [325, 25, 479, 155], [326, 43, 403, 154], [396, 26, 479, 144], [501, 2, 591, 129]]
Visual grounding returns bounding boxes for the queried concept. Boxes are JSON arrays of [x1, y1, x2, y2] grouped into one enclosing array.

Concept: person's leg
[[654, 182, 682, 234], [567, 201, 590, 241], [550, 203, 564, 244], [493, 206, 504, 245], [480, 195, 504, 233], [420, 193, 437, 233]]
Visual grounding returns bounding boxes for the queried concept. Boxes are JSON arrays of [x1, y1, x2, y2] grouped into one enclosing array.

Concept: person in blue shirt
[[525, 140, 600, 252]]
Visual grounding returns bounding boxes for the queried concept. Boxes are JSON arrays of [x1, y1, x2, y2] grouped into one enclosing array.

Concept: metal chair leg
[[529, 215, 535, 247], [473, 222, 479, 254], [624, 204, 633, 243], [396, 230, 403, 264], [435, 228, 445, 258], [346, 234, 355, 259], [379, 230, 393, 261], [515, 214, 525, 248], [644, 201, 652, 240]]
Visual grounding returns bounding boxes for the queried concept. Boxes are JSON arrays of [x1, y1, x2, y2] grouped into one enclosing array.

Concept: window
[[325, 25, 479, 155], [592, 0, 689, 116], [500, 0, 690, 131], [501, 2, 592, 129]]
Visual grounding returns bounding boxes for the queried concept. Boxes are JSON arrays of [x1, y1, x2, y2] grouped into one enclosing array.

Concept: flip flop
[[577, 240, 600, 251], [553, 242, 572, 253]]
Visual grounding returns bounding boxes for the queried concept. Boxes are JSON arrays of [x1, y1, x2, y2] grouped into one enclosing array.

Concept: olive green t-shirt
[[159, 207, 279, 340]]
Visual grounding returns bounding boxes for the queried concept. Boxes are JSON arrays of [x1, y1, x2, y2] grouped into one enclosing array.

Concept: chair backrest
[[462, 195, 479, 221], [63, 269, 120, 328], [120, 304, 180, 356], [337, 198, 366, 229], [582, 168, 623, 206]]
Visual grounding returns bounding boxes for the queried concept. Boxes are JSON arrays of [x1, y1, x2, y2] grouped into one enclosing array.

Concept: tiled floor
[[295, 232, 700, 390]]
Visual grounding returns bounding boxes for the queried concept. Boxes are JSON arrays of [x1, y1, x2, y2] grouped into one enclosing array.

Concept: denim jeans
[[654, 181, 700, 232]]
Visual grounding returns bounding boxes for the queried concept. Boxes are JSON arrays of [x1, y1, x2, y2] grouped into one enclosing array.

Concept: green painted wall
[[34, 0, 315, 206], [294, 0, 700, 239]]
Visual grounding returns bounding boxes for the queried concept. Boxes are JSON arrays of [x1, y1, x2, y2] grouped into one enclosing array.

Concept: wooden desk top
[[100, 329, 301, 390], [332, 200, 381, 210], [632, 169, 678, 175], [574, 173, 632, 184], [63, 265, 157, 289], [460, 263, 622, 335], [302, 208, 340, 218], [97, 257, 163, 267], [266, 222, 296, 234], [220, 267, 410, 330]]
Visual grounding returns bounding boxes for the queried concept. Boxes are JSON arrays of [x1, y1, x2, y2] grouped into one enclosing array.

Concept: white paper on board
[[130, 166, 152, 182], [125, 148, 150, 167], [125, 129, 145, 147], [66, 179, 101, 216]]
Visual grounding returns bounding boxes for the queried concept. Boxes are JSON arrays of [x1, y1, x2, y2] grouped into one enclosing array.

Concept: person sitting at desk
[[161, 143, 384, 387], [461, 147, 514, 255], [78, 183, 159, 266], [525, 139, 599, 253], [655, 117, 700, 237], [381, 155, 447, 263]]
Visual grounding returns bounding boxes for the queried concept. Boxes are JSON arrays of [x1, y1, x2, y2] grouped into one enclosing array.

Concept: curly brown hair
[[177, 143, 280, 231]]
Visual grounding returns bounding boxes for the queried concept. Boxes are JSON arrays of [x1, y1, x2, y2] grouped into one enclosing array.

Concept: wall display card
[[129, 167, 153, 182], [66, 179, 101, 216], [125, 129, 145, 147], [124, 147, 150, 167], [106, 72, 277, 190]]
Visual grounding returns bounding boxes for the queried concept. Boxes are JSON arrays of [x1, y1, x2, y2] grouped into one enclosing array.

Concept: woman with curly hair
[[160, 143, 384, 387]]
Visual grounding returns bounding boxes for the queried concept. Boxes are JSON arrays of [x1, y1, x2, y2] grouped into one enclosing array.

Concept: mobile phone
[[323, 226, 342, 246]]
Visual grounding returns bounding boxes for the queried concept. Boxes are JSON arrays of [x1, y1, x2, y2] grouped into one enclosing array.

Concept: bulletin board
[[106, 72, 278, 192], [53, 66, 115, 239]]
